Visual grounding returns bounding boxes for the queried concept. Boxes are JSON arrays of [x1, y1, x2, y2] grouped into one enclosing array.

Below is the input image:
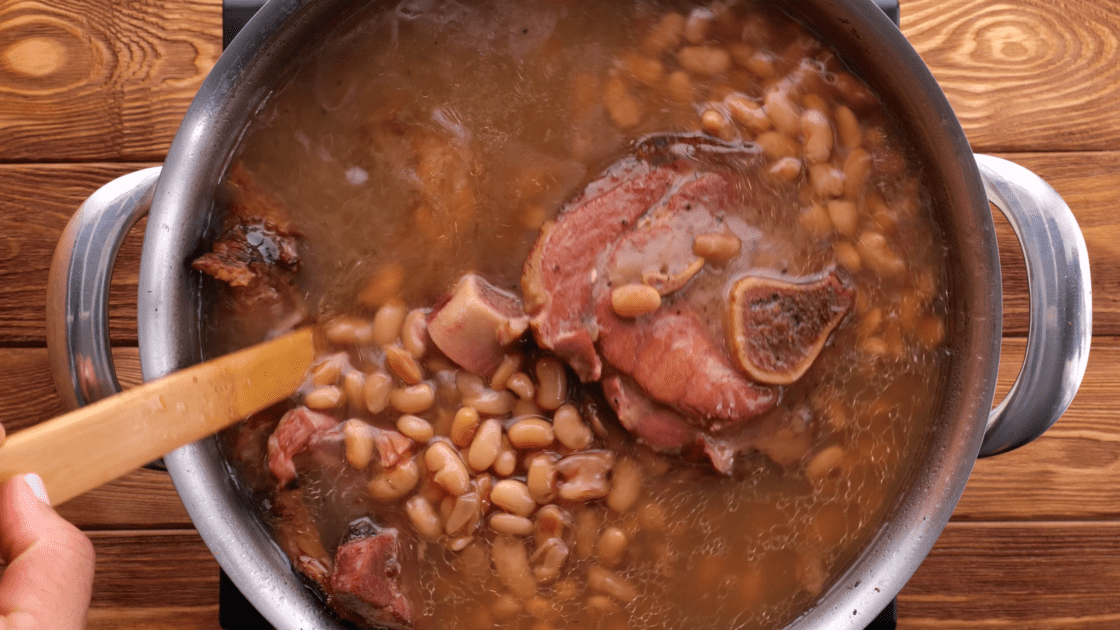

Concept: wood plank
[[58, 468, 192, 530], [898, 521, 1120, 629], [2, 151, 1116, 345], [0, 345, 193, 528], [951, 337, 1120, 521], [901, 0, 1120, 152], [56, 523, 1120, 630], [0, 347, 141, 434], [85, 530, 219, 609], [86, 606, 219, 630], [1, 336, 1116, 524], [0, 530, 220, 626], [0, 0, 1113, 160], [0, 0, 222, 162], [0, 163, 149, 345], [989, 151, 1119, 336]]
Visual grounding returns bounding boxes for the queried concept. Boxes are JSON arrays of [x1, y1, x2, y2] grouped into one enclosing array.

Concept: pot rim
[[143, 1, 1000, 628]]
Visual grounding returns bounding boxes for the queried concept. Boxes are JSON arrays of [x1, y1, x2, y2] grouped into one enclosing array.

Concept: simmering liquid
[[212, 1, 952, 629]]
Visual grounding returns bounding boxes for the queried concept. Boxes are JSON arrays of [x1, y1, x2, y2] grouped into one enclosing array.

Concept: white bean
[[763, 88, 801, 137], [526, 454, 558, 504], [385, 345, 424, 385], [806, 445, 846, 481], [606, 456, 643, 513], [531, 537, 570, 585], [405, 495, 443, 540], [492, 535, 536, 599], [401, 309, 429, 359], [587, 566, 639, 603], [534, 358, 567, 411], [310, 352, 347, 386], [305, 386, 343, 410], [444, 491, 481, 536], [507, 418, 555, 451], [450, 406, 481, 448], [363, 371, 393, 413], [504, 372, 533, 400], [343, 420, 375, 470], [597, 527, 628, 568], [396, 414, 433, 444], [390, 383, 435, 414], [678, 45, 731, 76], [372, 299, 407, 347], [425, 440, 471, 496], [553, 404, 593, 450], [491, 480, 536, 517], [367, 458, 420, 502], [801, 109, 833, 164], [490, 513, 534, 536], [468, 419, 503, 472], [490, 353, 522, 391]]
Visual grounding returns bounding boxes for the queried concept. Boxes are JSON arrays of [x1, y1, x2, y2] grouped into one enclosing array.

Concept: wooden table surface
[[1, 0, 1117, 628]]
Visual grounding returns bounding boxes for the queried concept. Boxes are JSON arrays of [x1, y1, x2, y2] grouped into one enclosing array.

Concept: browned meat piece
[[267, 407, 340, 487], [191, 163, 304, 324], [272, 490, 333, 592], [522, 158, 679, 382], [268, 408, 415, 487], [427, 274, 529, 376], [597, 299, 775, 430], [345, 419, 414, 472], [603, 376, 814, 474], [330, 519, 413, 630], [727, 273, 854, 385], [523, 134, 846, 472]]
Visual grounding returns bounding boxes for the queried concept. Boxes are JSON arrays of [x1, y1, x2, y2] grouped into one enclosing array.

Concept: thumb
[[0, 474, 95, 630]]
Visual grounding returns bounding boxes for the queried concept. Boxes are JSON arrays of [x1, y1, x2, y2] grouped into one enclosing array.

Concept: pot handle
[[46, 167, 162, 411], [974, 154, 1092, 457]]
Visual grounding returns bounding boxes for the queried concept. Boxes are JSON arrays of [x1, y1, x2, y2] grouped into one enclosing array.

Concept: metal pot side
[[143, 1, 1000, 628]]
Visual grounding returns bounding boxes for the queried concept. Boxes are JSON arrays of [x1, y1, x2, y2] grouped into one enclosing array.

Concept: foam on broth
[[211, 1, 951, 628]]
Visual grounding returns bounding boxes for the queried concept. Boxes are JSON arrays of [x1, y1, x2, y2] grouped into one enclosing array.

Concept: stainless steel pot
[[46, 1, 1092, 628]]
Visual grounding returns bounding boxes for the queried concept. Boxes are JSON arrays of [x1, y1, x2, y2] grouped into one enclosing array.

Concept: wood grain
[[989, 151, 1120, 336], [0, 0, 221, 162], [2, 151, 1116, 345], [0, 163, 149, 345], [0, 0, 1114, 159], [1, 338, 1115, 526], [24, 522, 1120, 630], [86, 606, 219, 630], [954, 337, 1120, 521], [87, 530, 219, 609], [1, 0, 1117, 626], [57, 468, 191, 530], [0, 329, 314, 506], [901, 0, 1120, 152], [0, 347, 141, 434], [899, 521, 1120, 629]]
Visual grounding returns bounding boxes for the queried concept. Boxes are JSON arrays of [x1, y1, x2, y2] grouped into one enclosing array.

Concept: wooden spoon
[[0, 327, 316, 505]]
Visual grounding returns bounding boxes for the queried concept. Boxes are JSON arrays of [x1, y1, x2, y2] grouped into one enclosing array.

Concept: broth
[[208, 1, 951, 629]]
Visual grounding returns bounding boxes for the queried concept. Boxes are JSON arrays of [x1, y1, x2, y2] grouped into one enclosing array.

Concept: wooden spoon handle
[[0, 328, 316, 505]]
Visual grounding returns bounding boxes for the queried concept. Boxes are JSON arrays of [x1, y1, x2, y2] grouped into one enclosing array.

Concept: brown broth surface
[[214, 1, 952, 629]]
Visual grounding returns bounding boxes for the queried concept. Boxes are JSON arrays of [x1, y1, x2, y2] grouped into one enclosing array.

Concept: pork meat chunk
[[330, 519, 413, 630], [427, 274, 529, 376], [267, 407, 340, 487], [522, 133, 850, 472], [192, 163, 305, 332], [267, 407, 412, 487]]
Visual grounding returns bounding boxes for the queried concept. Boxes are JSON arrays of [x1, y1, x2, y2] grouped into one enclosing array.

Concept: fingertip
[[21, 473, 51, 507]]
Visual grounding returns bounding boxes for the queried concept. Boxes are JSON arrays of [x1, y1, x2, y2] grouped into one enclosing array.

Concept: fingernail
[[22, 473, 51, 506]]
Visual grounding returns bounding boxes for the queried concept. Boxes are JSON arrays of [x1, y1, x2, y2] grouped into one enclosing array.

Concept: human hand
[[0, 473, 95, 630]]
